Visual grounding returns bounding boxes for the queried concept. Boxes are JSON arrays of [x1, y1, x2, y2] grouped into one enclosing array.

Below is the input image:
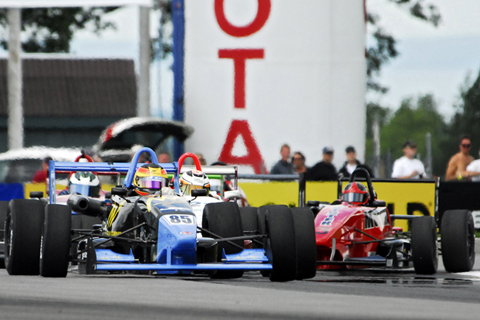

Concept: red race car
[[305, 168, 474, 274]]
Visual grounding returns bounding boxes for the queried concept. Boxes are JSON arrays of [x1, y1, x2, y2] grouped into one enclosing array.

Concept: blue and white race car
[[4, 147, 316, 281]]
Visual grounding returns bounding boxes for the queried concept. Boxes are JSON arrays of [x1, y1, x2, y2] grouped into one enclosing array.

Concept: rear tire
[[257, 206, 271, 277], [239, 207, 258, 234], [40, 204, 72, 277], [441, 210, 475, 273], [263, 205, 297, 282], [239, 207, 259, 248], [411, 216, 438, 275], [202, 202, 244, 279], [5, 200, 44, 275], [0, 201, 9, 268], [291, 208, 317, 280]]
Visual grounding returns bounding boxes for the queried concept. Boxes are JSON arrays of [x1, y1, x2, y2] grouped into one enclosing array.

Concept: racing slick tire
[[202, 202, 244, 279], [239, 207, 258, 234], [411, 216, 438, 275], [0, 201, 9, 268], [257, 206, 272, 277], [263, 205, 297, 282], [291, 207, 317, 280], [239, 207, 260, 248], [5, 199, 44, 275], [40, 204, 72, 277], [441, 210, 475, 273]]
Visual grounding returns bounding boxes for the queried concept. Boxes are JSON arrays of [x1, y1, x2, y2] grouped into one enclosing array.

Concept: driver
[[342, 182, 369, 206], [179, 170, 220, 199], [179, 170, 210, 196], [59, 171, 101, 197], [106, 163, 170, 236]]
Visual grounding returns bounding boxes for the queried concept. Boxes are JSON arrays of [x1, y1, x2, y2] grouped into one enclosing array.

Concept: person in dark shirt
[[270, 144, 295, 174], [338, 146, 374, 179], [306, 146, 338, 181]]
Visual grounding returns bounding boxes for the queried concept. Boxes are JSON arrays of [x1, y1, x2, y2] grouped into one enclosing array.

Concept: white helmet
[[68, 171, 101, 197], [179, 170, 210, 196]]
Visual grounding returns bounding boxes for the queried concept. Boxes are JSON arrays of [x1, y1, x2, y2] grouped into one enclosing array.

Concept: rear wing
[[48, 147, 181, 204]]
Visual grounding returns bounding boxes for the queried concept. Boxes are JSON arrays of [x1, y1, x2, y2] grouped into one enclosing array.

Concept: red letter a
[[218, 120, 267, 174]]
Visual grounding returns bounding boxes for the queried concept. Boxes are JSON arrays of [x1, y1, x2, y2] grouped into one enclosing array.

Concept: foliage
[[367, 0, 441, 92], [445, 70, 480, 162], [156, 0, 172, 59], [366, 94, 448, 177], [0, 7, 118, 53]]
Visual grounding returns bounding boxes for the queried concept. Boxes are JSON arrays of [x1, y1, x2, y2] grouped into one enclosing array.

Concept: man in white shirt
[[391, 140, 426, 179], [466, 150, 480, 181]]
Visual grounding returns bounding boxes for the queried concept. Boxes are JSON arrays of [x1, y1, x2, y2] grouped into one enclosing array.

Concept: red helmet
[[342, 182, 369, 205]]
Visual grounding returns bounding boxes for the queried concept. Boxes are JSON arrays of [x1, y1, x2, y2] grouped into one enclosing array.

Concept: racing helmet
[[342, 182, 369, 205], [132, 163, 168, 196], [68, 171, 101, 198], [179, 170, 210, 196]]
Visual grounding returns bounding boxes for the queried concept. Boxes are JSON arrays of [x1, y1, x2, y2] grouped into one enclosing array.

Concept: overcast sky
[[366, 0, 480, 120]]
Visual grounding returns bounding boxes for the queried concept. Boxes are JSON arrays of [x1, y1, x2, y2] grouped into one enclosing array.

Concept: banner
[[184, 0, 366, 173]]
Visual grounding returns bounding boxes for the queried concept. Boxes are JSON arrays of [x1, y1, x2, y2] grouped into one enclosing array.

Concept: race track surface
[[2, 261, 480, 320]]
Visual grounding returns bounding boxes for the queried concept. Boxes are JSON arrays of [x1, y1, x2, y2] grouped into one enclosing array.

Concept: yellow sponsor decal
[[107, 199, 126, 229]]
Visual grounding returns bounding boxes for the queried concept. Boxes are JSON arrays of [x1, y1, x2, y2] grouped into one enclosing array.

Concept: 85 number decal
[[165, 214, 194, 225]]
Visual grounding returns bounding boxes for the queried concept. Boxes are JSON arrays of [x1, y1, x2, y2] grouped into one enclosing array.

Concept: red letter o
[[215, 0, 271, 37]]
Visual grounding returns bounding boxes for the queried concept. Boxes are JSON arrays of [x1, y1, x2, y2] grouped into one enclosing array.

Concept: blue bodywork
[[52, 147, 272, 274]]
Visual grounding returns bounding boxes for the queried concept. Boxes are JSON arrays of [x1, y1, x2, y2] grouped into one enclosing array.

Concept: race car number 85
[[165, 215, 194, 225]]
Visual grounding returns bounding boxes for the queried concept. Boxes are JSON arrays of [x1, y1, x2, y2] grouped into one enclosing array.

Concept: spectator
[[391, 140, 426, 179], [292, 151, 308, 174], [195, 153, 207, 166], [32, 156, 52, 183], [306, 146, 338, 181], [466, 149, 480, 181], [444, 134, 480, 181], [158, 152, 170, 163], [270, 144, 295, 174], [339, 146, 374, 179]]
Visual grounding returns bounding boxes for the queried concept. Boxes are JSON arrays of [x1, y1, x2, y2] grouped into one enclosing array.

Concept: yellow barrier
[[239, 180, 436, 230]]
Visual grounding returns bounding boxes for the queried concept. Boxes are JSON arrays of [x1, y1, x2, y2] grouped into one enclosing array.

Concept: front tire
[[0, 201, 9, 268], [202, 202, 244, 279], [40, 204, 72, 277], [263, 205, 297, 282], [411, 216, 438, 275], [291, 208, 316, 280], [441, 210, 475, 273], [5, 200, 44, 275]]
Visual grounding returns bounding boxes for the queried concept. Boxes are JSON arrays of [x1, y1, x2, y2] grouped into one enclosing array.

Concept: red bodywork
[[315, 201, 393, 269]]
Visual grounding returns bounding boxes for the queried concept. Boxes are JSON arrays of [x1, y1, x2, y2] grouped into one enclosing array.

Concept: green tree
[[445, 70, 480, 164], [0, 7, 119, 53], [377, 94, 447, 177]]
